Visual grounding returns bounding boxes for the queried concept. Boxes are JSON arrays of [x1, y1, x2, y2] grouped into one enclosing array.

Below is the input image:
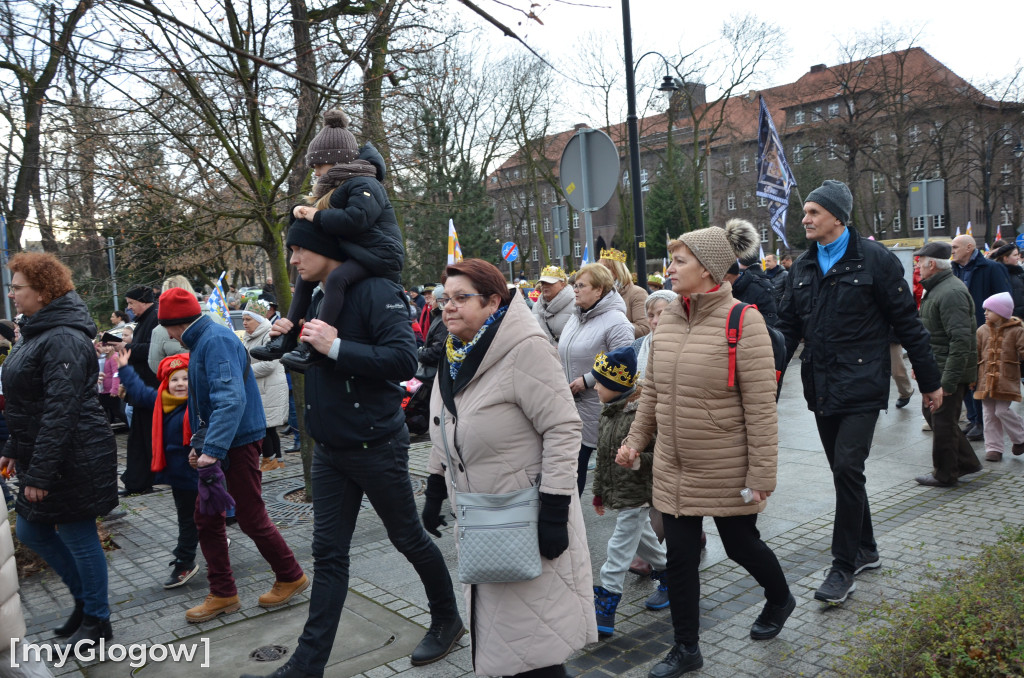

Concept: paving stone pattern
[[16, 372, 1024, 677]]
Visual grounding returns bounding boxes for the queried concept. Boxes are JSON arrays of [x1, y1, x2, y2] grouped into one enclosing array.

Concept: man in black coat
[[120, 286, 159, 495], [776, 180, 943, 606], [242, 220, 462, 678], [950, 234, 1012, 440], [764, 253, 789, 308]]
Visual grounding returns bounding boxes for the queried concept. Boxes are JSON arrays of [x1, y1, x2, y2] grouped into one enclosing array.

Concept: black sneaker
[[895, 391, 913, 408], [853, 548, 882, 575], [814, 567, 856, 604], [750, 593, 796, 640], [649, 644, 703, 678], [163, 562, 199, 589]]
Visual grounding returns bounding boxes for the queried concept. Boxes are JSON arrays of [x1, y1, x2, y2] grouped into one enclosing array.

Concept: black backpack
[[726, 302, 787, 400]]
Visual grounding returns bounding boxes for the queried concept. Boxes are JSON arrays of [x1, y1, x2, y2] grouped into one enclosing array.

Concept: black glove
[[537, 492, 570, 560], [421, 473, 448, 538]]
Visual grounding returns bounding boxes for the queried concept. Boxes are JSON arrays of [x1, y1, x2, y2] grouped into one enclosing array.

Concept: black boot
[[280, 343, 326, 373], [410, 615, 465, 666], [250, 331, 299, 361], [750, 593, 796, 640], [65, 614, 113, 647], [53, 600, 84, 637]]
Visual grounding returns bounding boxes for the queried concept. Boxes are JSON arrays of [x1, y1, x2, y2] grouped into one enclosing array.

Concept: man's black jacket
[[776, 228, 941, 416]]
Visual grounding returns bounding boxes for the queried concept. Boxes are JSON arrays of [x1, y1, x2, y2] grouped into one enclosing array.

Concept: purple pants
[[194, 441, 304, 597]]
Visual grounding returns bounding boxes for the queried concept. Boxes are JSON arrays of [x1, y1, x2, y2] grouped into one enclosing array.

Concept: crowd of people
[[0, 106, 1012, 678]]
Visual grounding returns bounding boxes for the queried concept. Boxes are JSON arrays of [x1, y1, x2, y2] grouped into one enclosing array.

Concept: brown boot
[[274, 459, 286, 470], [986, 450, 1003, 461], [186, 594, 240, 623], [259, 457, 276, 472], [258, 574, 309, 608]]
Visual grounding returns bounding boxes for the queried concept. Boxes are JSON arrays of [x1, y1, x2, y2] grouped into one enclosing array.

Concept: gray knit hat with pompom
[[306, 109, 359, 167], [673, 219, 760, 285]]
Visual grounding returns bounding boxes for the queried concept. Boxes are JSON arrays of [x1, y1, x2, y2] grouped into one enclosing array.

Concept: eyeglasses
[[437, 293, 485, 309], [8, 283, 30, 291], [572, 283, 589, 291]]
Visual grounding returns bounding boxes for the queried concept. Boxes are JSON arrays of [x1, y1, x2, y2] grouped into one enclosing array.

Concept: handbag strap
[[439, 412, 472, 494]]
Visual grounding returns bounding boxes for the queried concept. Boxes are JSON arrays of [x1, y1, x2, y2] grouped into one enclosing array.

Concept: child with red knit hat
[[117, 348, 201, 588]]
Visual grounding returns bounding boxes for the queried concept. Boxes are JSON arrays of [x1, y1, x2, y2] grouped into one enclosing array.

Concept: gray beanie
[[306, 109, 359, 167], [806, 179, 853, 226], [674, 219, 760, 284]]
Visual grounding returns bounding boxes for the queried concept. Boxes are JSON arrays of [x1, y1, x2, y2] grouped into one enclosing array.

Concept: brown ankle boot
[[258, 574, 309, 608], [186, 594, 240, 623]]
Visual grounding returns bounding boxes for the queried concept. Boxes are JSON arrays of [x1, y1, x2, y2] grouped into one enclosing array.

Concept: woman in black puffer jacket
[[0, 252, 118, 646], [991, 243, 1024, 318]]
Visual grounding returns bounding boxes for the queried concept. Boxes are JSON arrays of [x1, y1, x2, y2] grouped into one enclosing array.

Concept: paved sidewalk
[[14, 372, 1024, 677]]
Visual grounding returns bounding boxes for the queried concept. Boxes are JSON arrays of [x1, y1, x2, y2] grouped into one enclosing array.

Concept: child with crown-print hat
[[589, 346, 669, 638]]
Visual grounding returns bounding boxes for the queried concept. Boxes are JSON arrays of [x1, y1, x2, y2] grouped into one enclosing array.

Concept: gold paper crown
[[647, 273, 664, 283], [244, 299, 271, 317], [600, 248, 627, 263], [168, 358, 186, 370], [592, 351, 636, 387], [540, 265, 567, 281]]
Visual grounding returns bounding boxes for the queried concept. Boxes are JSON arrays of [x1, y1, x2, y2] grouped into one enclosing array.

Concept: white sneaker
[[922, 420, 932, 431]]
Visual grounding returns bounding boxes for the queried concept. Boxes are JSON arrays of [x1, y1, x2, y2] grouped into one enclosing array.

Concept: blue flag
[[756, 96, 796, 249], [208, 271, 230, 324]]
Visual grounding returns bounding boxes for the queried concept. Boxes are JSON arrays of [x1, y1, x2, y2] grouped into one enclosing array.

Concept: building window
[[1001, 205, 1013, 226], [760, 225, 769, 242], [543, 217, 550, 232], [794, 110, 805, 125], [740, 156, 750, 173], [531, 247, 538, 262], [1002, 163, 1012, 185], [827, 138, 837, 160], [812, 106, 822, 121], [742, 190, 751, 209], [793, 145, 803, 163], [542, 189, 548, 204], [513, 169, 520, 179], [622, 170, 629, 187], [727, 192, 736, 211], [640, 168, 650, 192], [574, 241, 581, 257], [546, 245, 551, 259], [529, 219, 536, 233], [490, 176, 497, 184], [504, 223, 511, 237], [934, 214, 946, 230], [520, 222, 528, 235], [757, 195, 768, 207], [809, 142, 819, 161], [872, 173, 885, 194], [828, 102, 839, 118], [873, 210, 884, 231], [912, 215, 925, 231], [724, 158, 733, 175], [909, 125, 921, 145], [893, 210, 902, 231], [572, 212, 579, 230]]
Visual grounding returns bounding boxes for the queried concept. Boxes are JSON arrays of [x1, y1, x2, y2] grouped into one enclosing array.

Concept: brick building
[[486, 48, 1023, 278]]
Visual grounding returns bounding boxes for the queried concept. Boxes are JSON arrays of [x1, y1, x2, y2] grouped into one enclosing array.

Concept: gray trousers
[[599, 507, 667, 594]]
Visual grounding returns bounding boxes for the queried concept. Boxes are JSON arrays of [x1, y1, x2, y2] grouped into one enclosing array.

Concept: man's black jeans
[[814, 411, 880, 573], [289, 428, 458, 675]]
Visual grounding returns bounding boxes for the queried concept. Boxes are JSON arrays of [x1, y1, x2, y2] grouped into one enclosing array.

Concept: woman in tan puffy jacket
[[620, 220, 793, 678]]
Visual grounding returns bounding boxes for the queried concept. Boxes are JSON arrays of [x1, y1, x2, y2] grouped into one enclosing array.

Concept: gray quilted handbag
[[440, 415, 542, 584]]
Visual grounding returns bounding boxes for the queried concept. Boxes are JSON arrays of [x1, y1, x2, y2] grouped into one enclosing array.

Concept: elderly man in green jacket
[[915, 241, 983, 486]]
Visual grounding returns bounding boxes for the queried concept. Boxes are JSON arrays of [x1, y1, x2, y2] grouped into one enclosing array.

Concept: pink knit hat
[[983, 292, 1014, 320]]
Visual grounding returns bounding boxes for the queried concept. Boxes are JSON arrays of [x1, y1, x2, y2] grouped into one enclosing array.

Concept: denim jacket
[[181, 315, 266, 459]]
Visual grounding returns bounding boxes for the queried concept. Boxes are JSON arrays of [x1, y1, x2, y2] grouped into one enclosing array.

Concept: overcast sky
[[460, 0, 1022, 109]]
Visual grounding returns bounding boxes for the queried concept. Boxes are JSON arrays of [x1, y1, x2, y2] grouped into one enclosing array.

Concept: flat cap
[[913, 241, 951, 259]]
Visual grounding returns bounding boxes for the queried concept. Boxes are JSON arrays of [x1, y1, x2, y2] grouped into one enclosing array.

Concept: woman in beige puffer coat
[[621, 220, 794, 677], [424, 259, 596, 677]]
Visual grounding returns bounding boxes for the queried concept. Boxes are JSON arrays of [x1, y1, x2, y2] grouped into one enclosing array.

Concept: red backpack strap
[[726, 303, 751, 387]]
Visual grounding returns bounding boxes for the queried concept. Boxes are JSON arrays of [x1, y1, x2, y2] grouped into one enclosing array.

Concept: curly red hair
[[8, 252, 74, 305]]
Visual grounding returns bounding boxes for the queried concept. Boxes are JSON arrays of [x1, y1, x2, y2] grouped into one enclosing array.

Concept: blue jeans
[[289, 429, 457, 675], [16, 516, 109, 619]]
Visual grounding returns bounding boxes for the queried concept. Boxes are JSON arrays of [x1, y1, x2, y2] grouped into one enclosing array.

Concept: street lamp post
[[621, 0, 678, 286]]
